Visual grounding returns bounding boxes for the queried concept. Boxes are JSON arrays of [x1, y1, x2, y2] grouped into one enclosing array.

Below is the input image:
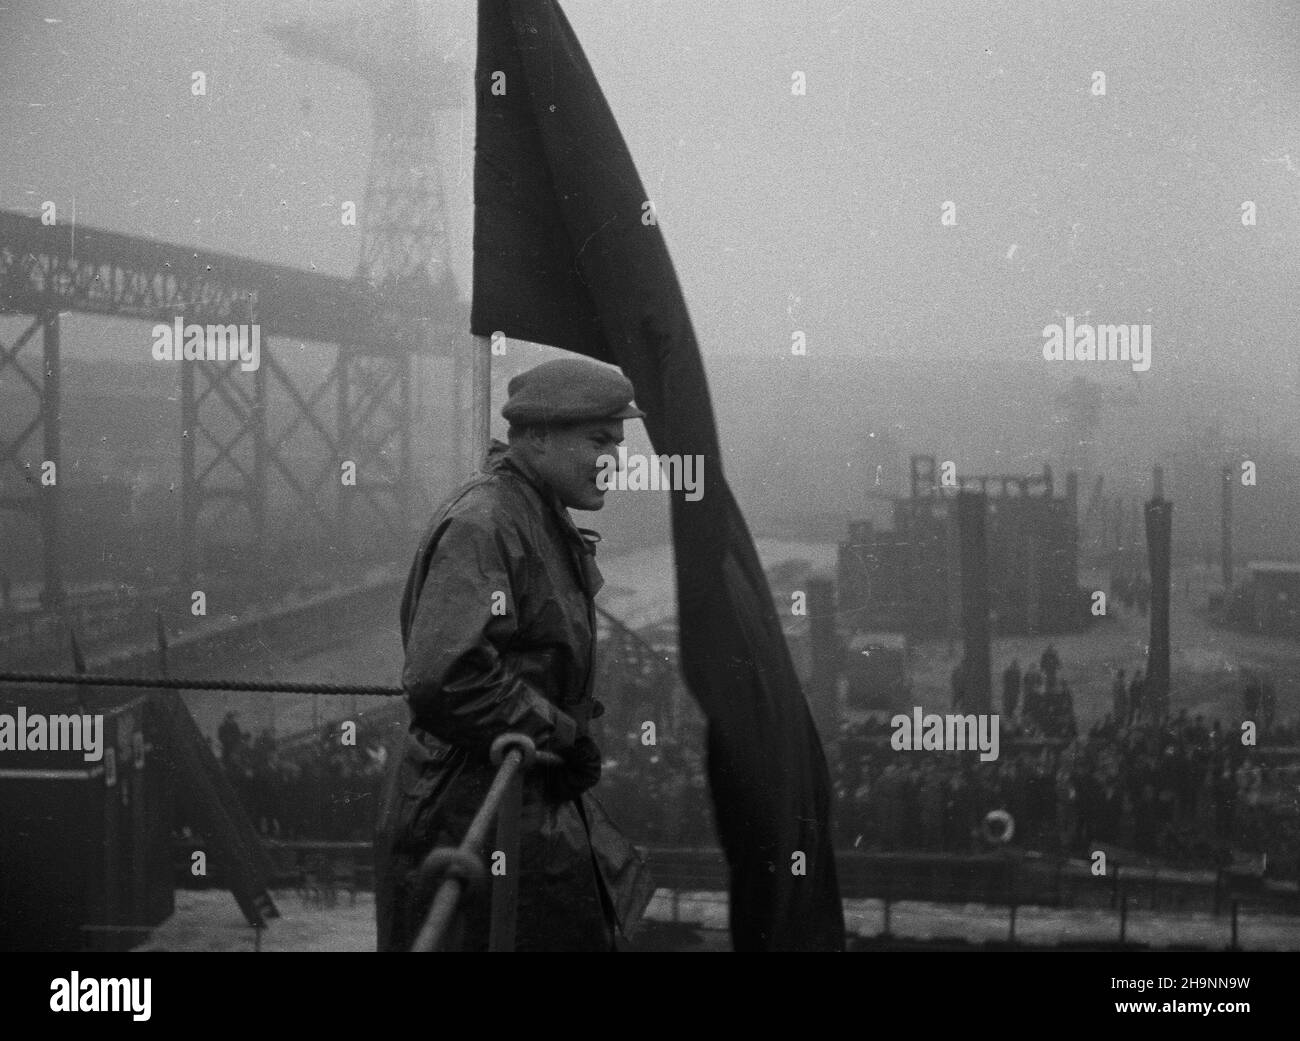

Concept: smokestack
[[957, 491, 992, 713], [1221, 464, 1233, 588], [1152, 464, 1164, 500], [1145, 493, 1173, 719], [807, 574, 842, 746]]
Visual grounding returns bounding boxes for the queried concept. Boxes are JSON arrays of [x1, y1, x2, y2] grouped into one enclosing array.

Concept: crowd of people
[[597, 740, 715, 847], [993, 644, 1078, 739], [206, 711, 389, 841], [188, 655, 1295, 875], [201, 709, 718, 849], [836, 675, 1297, 866]]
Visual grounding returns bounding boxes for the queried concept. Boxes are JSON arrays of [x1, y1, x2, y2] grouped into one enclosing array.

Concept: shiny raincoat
[[375, 440, 653, 951]]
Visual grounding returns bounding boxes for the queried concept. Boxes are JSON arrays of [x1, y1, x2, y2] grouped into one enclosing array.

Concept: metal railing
[[411, 732, 560, 953]]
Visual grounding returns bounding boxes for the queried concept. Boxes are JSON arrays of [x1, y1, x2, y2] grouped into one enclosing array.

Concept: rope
[[2, 611, 664, 697], [0, 672, 401, 697]]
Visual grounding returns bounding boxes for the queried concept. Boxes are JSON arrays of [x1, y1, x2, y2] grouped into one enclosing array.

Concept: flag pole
[[460, 333, 492, 479]]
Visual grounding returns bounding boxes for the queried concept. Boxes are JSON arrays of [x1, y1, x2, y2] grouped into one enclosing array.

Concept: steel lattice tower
[[268, 0, 466, 297], [268, 0, 468, 550]]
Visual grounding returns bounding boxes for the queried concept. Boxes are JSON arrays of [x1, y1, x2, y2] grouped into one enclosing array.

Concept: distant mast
[[1145, 467, 1173, 718]]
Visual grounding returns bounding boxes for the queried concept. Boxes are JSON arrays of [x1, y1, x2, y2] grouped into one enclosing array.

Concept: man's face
[[530, 419, 625, 510]]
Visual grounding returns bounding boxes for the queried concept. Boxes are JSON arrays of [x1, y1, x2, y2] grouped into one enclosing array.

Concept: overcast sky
[[3, 0, 1300, 450]]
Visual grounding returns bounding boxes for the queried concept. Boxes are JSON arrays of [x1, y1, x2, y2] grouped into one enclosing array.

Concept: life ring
[[983, 808, 1015, 844]]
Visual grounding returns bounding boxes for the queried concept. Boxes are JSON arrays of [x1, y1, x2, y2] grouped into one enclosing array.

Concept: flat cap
[[502, 357, 646, 425]]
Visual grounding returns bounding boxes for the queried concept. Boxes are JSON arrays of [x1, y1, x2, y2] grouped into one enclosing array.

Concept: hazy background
[[3, 0, 1300, 563]]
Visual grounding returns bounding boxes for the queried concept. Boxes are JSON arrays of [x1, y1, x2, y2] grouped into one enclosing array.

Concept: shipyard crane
[[265, 0, 472, 533]]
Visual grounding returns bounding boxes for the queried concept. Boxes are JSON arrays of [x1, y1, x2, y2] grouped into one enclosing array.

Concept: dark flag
[[472, 0, 844, 950]]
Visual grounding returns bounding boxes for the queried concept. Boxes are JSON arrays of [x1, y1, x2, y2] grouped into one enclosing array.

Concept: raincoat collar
[[485, 439, 604, 595], [486, 438, 564, 516]]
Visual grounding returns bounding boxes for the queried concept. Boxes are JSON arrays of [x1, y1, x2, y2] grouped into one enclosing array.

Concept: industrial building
[[1238, 562, 1300, 638], [837, 455, 1083, 638]]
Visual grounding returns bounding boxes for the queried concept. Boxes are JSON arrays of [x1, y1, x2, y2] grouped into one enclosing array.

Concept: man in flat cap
[[375, 356, 654, 951]]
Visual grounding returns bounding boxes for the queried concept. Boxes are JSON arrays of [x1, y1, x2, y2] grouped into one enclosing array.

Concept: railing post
[[411, 732, 554, 952], [488, 761, 524, 952]]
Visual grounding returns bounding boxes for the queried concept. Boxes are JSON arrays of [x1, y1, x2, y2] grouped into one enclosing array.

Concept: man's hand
[[555, 735, 602, 801]]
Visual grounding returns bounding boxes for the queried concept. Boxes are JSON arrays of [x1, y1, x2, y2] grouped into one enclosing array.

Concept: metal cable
[[0, 671, 401, 697]]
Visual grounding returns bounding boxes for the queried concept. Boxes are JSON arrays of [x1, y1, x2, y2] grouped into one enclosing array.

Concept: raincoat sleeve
[[401, 514, 579, 755]]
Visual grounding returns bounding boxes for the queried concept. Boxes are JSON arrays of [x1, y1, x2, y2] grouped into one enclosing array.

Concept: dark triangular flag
[[472, 0, 844, 950]]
